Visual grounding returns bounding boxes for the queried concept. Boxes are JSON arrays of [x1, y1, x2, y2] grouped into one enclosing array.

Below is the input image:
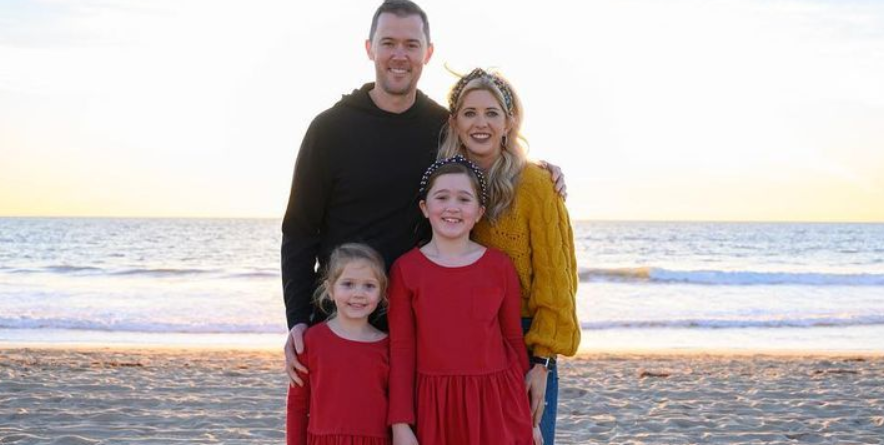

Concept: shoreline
[[3, 341, 883, 358], [5, 323, 883, 355]]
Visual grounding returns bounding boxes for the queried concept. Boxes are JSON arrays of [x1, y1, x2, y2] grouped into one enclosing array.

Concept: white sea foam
[[0, 316, 285, 334], [581, 314, 884, 330], [580, 267, 884, 286]]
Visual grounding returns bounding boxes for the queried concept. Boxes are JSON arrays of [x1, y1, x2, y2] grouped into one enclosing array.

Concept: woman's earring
[[501, 134, 508, 148]]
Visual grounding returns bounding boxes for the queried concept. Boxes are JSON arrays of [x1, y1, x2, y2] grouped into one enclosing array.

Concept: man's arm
[[282, 121, 332, 385], [281, 120, 331, 330]]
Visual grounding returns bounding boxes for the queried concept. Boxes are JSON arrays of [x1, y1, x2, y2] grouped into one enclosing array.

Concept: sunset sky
[[2, 0, 882, 221]]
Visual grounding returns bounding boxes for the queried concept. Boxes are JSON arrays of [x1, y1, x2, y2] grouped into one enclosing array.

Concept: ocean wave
[[223, 271, 280, 279], [111, 267, 215, 277], [0, 316, 286, 334], [6, 265, 209, 276], [581, 315, 884, 330], [10, 265, 105, 274], [3, 265, 278, 279], [579, 267, 884, 286]]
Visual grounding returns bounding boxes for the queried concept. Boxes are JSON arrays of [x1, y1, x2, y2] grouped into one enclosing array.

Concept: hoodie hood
[[337, 83, 436, 119]]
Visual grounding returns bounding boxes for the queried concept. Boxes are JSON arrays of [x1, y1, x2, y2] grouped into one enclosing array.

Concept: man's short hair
[[369, 0, 431, 44]]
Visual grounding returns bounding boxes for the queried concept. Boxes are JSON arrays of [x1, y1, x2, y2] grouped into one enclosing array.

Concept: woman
[[438, 68, 580, 445]]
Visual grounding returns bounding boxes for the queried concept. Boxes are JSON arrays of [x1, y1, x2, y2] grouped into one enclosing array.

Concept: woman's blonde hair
[[438, 70, 527, 222], [313, 243, 388, 316]]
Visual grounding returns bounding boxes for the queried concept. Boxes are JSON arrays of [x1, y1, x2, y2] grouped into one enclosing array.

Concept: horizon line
[[1, 215, 882, 224]]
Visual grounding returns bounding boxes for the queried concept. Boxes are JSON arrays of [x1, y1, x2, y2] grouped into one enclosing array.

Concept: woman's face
[[453, 89, 508, 168]]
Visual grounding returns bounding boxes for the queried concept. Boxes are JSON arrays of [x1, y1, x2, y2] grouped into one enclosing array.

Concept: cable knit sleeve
[[523, 168, 580, 358]]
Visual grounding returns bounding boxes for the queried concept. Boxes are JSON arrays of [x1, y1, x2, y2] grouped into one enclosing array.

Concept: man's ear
[[365, 39, 375, 61], [423, 42, 434, 64]]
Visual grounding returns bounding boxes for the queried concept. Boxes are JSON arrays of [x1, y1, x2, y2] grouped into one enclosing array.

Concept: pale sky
[[1, 0, 882, 221]]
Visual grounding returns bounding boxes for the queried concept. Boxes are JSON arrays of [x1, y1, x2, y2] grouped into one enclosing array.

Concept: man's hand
[[284, 323, 309, 386], [538, 160, 567, 200], [525, 363, 549, 427], [392, 423, 419, 445]]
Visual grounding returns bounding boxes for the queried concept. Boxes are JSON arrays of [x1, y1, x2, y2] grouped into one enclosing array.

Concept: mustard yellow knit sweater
[[472, 163, 580, 357]]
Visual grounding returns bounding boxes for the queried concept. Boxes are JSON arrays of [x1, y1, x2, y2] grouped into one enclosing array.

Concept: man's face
[[365, 13, 433, 97]]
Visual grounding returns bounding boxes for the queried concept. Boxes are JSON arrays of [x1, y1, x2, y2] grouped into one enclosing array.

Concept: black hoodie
[[281, 83, 448, 330]]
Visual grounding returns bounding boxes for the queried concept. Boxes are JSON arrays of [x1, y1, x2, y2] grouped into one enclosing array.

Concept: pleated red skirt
[[307, 434, 391, 445], [415, 366, 534, 445]]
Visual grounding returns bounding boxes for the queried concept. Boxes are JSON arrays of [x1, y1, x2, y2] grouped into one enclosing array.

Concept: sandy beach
[[1, 347, 882, 445]]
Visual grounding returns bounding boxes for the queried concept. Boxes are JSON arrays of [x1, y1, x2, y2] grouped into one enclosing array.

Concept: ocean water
[[1, 218, 882, 351]]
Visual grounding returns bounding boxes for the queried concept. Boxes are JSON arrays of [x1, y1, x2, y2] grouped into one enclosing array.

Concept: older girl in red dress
[[388, 158, 536, 445]]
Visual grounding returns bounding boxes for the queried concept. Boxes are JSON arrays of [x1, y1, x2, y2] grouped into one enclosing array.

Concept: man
[[282, 0, 444, 384], [282, 0, 564, 441]]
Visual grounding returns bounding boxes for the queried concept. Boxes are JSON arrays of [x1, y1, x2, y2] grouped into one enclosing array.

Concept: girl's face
[[420, 172, 485, 242], [452, 89, 509, 168], [328, 260, 382, 322]]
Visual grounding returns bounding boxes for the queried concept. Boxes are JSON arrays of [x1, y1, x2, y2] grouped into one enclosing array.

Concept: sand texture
[[558, 354, 884, 444], [1, 348, 883, 444]]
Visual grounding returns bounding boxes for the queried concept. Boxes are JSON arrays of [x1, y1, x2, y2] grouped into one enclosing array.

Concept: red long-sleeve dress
[[286, 322, 392, 445], [388, 248, 533, 445]]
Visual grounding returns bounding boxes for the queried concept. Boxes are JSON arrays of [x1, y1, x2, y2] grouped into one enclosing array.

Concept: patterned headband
[[418, 155, 488, 206], [448, 68, 514, 115]]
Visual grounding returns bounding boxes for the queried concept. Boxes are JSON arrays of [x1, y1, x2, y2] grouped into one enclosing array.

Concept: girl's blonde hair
[[313, 243, 388, 316], [438, 70, 527, 222]]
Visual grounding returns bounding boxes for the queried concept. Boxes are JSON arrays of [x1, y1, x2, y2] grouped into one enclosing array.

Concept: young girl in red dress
[[388, 157, 537, 445], [286, 243, 392, 445]]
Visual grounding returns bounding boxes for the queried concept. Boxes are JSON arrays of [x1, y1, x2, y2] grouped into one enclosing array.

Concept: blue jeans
[[522, 318, 558, 445]]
